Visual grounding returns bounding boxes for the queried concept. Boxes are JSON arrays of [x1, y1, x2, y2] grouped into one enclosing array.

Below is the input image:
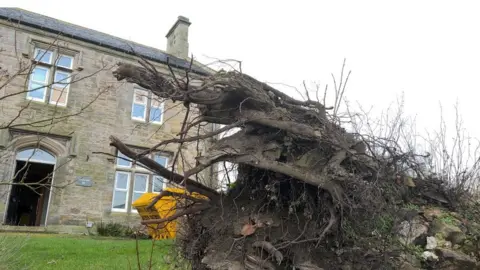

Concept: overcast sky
[[7, 0, 480, 140]]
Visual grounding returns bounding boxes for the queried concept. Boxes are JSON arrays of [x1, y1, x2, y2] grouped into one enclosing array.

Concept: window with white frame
[[27, 47, 75, 106], [112, 171, 130, 211], [112, 150, 169, 212], [132, 89, 148, 121], [153, 154, 168, 192], [131, 87, 164, 124], [132, 173, 149, 203], [149, 93, 164, 124]]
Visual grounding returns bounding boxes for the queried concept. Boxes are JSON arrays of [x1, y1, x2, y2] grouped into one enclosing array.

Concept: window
[[28, 67, 49, 102], [111, 150, 169, 212], [131, 87, 164, 124], [149, 94, 164, 124], [50, 71, 71, 105], [132, 173, 148, 203], [153, 154, 168, 193], [16, 148, 56, 165], [116, 151, 132, 168], [132, 89, 148, 121], [152, 175, 164, 193], [112, 172, 130, 211], [27, 47, 75, 106]]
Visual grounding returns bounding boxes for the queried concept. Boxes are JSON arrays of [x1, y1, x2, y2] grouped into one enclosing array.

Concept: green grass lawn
[[0, 233, 181, 270]]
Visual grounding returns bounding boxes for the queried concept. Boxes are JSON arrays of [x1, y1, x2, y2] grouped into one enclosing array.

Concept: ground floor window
[[111, 171, 130, 211], [111, 150, 169, 213]]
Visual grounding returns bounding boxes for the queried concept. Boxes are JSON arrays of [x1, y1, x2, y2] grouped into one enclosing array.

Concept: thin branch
[[146, 190, 209, 210], [141, 204, 210, 225], [137, 120, 246, 158], [108, 135, 219, 199]]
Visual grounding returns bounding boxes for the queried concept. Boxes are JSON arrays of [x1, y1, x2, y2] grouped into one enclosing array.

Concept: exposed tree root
[[245, 254, 276, 270], [109, 60, 475, 269], [140, 203, 210, 225], [252, 241, 283, 265]]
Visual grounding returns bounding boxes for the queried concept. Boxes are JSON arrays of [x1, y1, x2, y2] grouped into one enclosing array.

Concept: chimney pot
[[166, 16, 191, 59]]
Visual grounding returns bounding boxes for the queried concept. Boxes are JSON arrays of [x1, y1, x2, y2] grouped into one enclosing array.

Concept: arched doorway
[[5, 148, 56, 226]]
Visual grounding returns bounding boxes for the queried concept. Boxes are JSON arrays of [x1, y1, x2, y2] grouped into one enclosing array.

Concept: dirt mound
[[175, 168, 480, 269]]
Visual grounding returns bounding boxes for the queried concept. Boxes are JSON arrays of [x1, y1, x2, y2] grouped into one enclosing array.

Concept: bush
[[96, 222, 127, 237], [96, 221, 151, 239]]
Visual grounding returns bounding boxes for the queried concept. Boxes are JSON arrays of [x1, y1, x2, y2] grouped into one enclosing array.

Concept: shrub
[[96, 221, 127, 237], [96, 221, 151, 239]]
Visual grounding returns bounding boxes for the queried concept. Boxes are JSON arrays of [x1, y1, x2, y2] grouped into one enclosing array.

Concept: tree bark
[[109, 135, 219, 199], [111, 62, 352, 199]]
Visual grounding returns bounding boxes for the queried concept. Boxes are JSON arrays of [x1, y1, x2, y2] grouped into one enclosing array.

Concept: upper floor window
[[131, 88, 164, 124], [112, 150, 169, 213], [27, 47, 74, 107], [132, 89, 148, 121]]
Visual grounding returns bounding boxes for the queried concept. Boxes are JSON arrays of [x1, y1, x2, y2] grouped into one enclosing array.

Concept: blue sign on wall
[[76, 176, 93, 187]]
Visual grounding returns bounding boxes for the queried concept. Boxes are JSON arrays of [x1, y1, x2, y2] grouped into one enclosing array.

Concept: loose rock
[[446, 231, 466, 246], [430, 219, 462, 237], [443, 241, 452, 249], [435, 248, 478, 269], [397, 217, 428, 245], [426, 236, 438, 250], [422, 207, 443, 221], [422, 251, 439, 261]]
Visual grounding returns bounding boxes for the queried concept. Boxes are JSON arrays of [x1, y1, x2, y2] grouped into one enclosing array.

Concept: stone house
[[0, 8, 214, 233]]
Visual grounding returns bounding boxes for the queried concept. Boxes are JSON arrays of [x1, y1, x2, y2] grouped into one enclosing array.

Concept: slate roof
[[0, 8, 208, 75]]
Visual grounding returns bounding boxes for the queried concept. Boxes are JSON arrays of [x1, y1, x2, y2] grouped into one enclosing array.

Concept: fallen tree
[[110, 59, 480, 269]]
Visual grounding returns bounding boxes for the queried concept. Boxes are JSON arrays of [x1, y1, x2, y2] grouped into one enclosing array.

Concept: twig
[[148, 238, 155, 270], [252, 241, 283, 265], [315, 204, 337, 248], [146, 190, 209, 210], [141, 204, 210, 225], [108, 136, 219, 199], [137, 120, 246, 158], [135, 234, 141, 270]]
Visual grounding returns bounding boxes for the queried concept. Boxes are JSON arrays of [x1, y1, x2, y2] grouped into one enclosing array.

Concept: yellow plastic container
[[132, 187, 207, 240]]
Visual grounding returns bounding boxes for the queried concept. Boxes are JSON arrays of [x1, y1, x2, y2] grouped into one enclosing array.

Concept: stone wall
[[0, 21, 214, 232]]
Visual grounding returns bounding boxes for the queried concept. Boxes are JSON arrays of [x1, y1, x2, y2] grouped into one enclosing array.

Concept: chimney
[[166, 16, 191, 59]]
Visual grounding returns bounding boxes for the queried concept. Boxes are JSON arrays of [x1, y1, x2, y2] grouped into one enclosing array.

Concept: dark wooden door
[[35, 188, 45, 226]]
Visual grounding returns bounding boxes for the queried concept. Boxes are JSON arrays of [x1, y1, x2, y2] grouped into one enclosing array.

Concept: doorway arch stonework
[[10, 135, 68, 157], [1, 134, 69, 226]]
